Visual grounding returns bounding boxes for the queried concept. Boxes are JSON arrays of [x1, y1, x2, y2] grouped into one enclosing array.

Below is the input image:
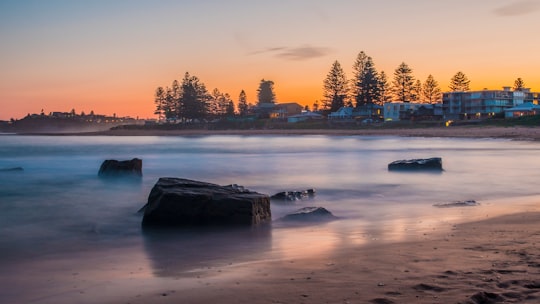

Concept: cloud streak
[[250, 45, 333, 61], [493, 0, 540, 16]]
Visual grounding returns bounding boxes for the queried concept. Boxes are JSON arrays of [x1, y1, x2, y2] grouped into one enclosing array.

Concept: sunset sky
[[1, 0, 539, 120]]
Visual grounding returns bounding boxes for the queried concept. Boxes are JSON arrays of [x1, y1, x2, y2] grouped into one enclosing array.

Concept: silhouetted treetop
[[323, 60, 349, 111], [257, 79, 276, 105], [449, 71, 470, 92], [391, 62, 415, 103], [513, 77, 525, 91]]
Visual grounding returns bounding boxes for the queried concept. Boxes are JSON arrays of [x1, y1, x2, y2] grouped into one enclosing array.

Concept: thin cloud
[[494, 0, 540, 16], [248, 47, 286, 56], [250, 45, 333, 61]]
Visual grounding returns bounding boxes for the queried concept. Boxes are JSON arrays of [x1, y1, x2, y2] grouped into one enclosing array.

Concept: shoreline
[[3, 127, 540, 303], [119, 210, 540, 304], [8, 125, 540, 141]]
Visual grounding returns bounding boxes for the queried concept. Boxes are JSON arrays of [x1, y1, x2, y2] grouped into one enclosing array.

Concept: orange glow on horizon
[[3, 76, 539, 121]]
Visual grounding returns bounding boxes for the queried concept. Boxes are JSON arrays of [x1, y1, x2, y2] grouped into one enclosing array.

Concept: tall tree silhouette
[[352, 51, 380, 107], [422, 75, 442, 103], [449, 71, 470, 91], [153, 86, 166, 120], [238, 90, 249, 116], [377, 71, 391, 104], [257, 79, 276, 105], [179, 72, 209, 120], [323, 60, 349, 111], [411, 79, 422, 102], [208, 88, 233, 118], [392, 62, 415, 102]]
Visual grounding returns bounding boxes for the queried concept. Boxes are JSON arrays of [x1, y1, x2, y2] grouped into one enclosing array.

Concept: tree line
[[154, 72, 279, 121], [320, 51, 529, 112], [154, 52, 529, 120], [320, 51, 467, 112]]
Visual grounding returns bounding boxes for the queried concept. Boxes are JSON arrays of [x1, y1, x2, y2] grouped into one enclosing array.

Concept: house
[[253, 102, 276, 118], [328, 107, 354, 120], [269, 102, 303, 120], [355, 104, 384, 121], [287, 111, 324, 123], [442, 87, 540, 120], [384, 103, 442, 121], [504, 102, 540, 118]]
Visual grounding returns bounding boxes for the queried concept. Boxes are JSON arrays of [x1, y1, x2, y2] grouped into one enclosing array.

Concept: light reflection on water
[[1, 134, 540, 301]]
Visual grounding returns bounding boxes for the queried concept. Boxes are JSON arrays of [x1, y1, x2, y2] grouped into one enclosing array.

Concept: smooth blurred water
[[1, 134, 540, 302]]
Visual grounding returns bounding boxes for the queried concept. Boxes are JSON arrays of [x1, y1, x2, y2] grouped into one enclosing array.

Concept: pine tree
[[411, 79, 422, 102], [422, 75, 442, 104], [179, 72, 209, 120], [162, 88, 173, 119], [352, 51, 368, 104], [353, 52, 380, 107], [208, 88, 222, 118], [220, 93, 233, 117], [208, 88, 233, 118], [226, 100, 235, 116], [449, 71, 470, 91], [376, 71, 391, 104], [513, 77, 525, 91], [392, 62, 415, 103], [257, 79, 276, 105], [238, 90, 249, 116], [323, 60, 349, 112], [153, 86, 166, 121]]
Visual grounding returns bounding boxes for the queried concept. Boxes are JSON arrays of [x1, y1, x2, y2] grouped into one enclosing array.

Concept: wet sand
[[124, 211, 540, 304], [110, 126, 540, 303]]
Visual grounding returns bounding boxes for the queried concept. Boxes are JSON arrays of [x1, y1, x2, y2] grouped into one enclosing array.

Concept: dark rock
[[271, 189, 316, 202], [0, 167, 23, 172], [469, 291, 504, 304], [370, 299, 395, 304], [388, 157, 442, 171], [141, 177, 271, 227], [412, 283, 446, 292], [281, 207, 337, 222], [433, 200, 479, 208], [98, 158, 142, 177]]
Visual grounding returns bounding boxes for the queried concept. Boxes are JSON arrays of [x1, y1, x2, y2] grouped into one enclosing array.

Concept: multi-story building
[[442, 87, 540, 120]]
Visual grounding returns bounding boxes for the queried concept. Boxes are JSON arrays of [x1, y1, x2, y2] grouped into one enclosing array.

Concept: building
[[287, 111, 324, 123], [328, 107, 354, 120], [269, 102, 303, 120], [442, 87, 540, 120], [384, 103, 443, 121], [504, 102, 540, 118], [328, 105, 383, 121]]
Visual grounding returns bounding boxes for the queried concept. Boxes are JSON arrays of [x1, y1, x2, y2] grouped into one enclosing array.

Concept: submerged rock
[[388, 157, 443, 171], [0, 167, 23, 172], [141, 177, 271, 227], [98, 158, 142, 177], [433, 200, 479, 208], [271, 189, 316, 202], [281, 207, 337, 222]]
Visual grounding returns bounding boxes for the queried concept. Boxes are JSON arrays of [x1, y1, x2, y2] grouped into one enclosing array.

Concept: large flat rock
[[141, 178, 271, 227]]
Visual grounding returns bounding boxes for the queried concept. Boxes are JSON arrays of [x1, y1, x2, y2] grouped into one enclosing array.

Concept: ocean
[[1, 134, 540, 303]]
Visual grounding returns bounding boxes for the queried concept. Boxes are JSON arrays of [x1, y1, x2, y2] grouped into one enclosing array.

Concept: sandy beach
[[6, 126, 540, 303], [81, 125, 540, 141], [92, 126, 540, 304], [119, 211, 540, 304]]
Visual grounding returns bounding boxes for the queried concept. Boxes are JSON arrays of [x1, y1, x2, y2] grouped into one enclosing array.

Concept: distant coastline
[[11, 125, 540, 141]]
